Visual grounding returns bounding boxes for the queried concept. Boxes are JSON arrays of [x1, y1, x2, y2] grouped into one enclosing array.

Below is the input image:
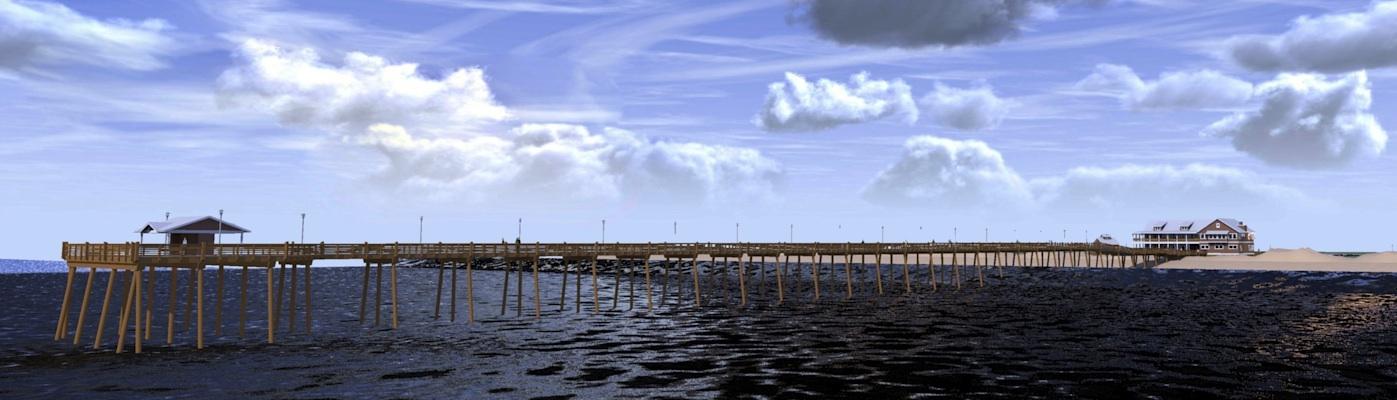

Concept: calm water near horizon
[[2, 264, 1396, 398]]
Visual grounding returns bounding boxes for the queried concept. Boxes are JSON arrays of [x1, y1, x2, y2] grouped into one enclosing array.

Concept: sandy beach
[[2, 263, 1396, 398], [1161, 249, 1397, 272]]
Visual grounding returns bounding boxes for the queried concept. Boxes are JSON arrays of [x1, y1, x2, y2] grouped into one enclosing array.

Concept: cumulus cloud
[[920, 83, 1010, 131], [756, 71, 917, 132], [1075, 63, 1253, 110], [864, 135, 1303, 210], [220, 40, 783, 204], [1202, 72, 1387, 169], [795, 0, 1087, 49], [0, 0, 176, 71], [1226, 1, 1397, 73], [863, 136, 1033, 208], [217, 38, 509, 134]]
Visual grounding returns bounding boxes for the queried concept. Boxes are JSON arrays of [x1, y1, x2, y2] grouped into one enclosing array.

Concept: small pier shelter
[[136, 216, 250, 245]]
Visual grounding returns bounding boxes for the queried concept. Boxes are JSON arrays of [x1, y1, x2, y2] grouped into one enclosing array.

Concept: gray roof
[[1093, 234, 1119, 246], [136, 216, 250, 234], [1135, 218, 1249, 235]]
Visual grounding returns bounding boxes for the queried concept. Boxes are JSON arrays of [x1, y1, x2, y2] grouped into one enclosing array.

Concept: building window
[[1200, 245, 1209, 249], [1229, 245, 1238, 249]]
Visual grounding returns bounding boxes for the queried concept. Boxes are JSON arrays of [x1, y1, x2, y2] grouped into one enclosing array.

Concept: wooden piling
[[776, 254, 786, 304], [978, 253, 986, 287], [144, 265, 152, 340], [451, 261, 458, 321], [168, 266, 177, 345], [812, 254, 820, 301], [391, 245, 399, 329], [901, 251, 911, 295], [874, 251, 884, 295], [239, 266, 248, 337], [303, 264, 312, 335], [644, 259, 653, 312], [929, 251, 938, 291], [592, 257, 601, 314], [267, 263, 276, 344], [843, 253, 853, 300], [738, 255, 748, 306], [532, 255, 541, 320], [434, 260, 445, 319], [954, 252, 962, 291], [134, 266, 143, 353], [501, 260, 510, 316], [116, 269, 135, 353], [516, 261, 524, 317], [72, 267, 95, 345], [196, 266, 204, 349], [289, 263, 298, 333], [93, 269, 118, 349], [613, 260, 621, 311], [55, 263, 75, 341], [468, 254, 476, 323], [559, 257, 569, 312], [627, 259, 635, 311], [215, 264, 225, 336], [691, 254, 702, 308]]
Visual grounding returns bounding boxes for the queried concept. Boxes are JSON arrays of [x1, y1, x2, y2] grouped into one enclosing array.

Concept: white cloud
[[218, 40, 783, 204], [217, 38, 510, 135], [1075, 63, 1253, 110], [919, 83, 1010, 131], [863, 136, 1033, 208], [864, 135, 1303, 210], [795, 0, 1085, 49], [755, 71, 917, 132], [1225, 1, 1397, 73], [1032, 164, 1305, 210], [1202, 71, 1387, 169], [362, 123, 783, 204], [0, 0, 176, 71]]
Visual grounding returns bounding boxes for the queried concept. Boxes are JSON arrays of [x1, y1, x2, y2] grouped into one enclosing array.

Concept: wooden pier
[[55, 241, 1196, 353]]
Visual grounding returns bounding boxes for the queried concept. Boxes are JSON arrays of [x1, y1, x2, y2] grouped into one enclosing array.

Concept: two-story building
[[1131, 218, 1255, 253]]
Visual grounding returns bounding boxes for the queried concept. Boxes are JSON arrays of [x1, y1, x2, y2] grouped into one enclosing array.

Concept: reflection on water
[[1, 265, 1396, 398]]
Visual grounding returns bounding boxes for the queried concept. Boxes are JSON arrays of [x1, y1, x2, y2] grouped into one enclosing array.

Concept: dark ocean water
[[1, 263, 1396, 399]]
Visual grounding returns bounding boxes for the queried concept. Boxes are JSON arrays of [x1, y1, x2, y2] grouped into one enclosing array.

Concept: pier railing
[[61, 241, 1201, 266]]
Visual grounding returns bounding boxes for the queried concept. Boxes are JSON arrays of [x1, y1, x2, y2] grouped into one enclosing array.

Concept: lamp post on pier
[[217, 209, 224, 246], [300, 213, 306, 243]]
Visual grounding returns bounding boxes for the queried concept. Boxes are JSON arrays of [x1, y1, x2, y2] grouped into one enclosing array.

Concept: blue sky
[[4, 0, 1397, 259]]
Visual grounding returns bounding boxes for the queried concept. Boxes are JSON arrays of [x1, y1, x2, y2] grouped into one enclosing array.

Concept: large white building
[[1131, 218, 1255, 253]]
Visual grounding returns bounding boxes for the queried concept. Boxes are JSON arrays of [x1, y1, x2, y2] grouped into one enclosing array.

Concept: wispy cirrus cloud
[[0, 0, 177, 71], [1074, 63, 1253, 110]]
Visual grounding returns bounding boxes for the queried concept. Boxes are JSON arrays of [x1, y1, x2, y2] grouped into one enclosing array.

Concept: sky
[[3, 0, 1397, 260]]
